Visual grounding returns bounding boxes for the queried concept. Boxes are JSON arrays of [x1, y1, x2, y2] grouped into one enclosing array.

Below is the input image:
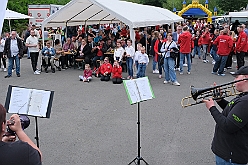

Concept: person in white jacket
[[124, 39, 135, 79], [114, 42, 125, 66], [0, 36, 7, 71]]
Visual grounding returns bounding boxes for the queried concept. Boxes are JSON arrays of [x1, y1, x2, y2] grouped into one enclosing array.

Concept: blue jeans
[[135, 61, 139, 71], [8, 55, 20, 76], [137, 63, 146, 78], [164, 57, 177, 82], [180, 53, 191, 73], [152, 56, 157, 71], [202, 44, 208, 60], [210, 48, 217, 61], [213, 55, 228, 74], [126, 57, 133, 77], [215, 155, 246, 165], [193, 46, 201, 58]]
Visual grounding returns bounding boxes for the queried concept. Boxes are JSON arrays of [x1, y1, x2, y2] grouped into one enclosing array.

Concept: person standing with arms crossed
[[26, 30, 40, 75], [203, 65, 248, 165], [236, 26, 247, 70]]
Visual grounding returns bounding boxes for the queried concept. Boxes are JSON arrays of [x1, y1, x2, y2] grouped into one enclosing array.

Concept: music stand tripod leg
[[128, 102, 149, 165]]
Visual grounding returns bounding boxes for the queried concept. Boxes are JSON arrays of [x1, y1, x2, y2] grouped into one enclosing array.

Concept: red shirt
[[100, 63, 112, 75], [200, 31, 211, 45], [236, 31, 247, 52], [83, 69, 93, 79], [112, 66, 122, 78], [121, 28, 127, 37], [178, 31, 192, 54], [213, 34, 233, 56]]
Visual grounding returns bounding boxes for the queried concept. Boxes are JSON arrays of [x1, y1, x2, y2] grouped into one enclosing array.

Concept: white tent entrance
[[41, 0, 183, 47]]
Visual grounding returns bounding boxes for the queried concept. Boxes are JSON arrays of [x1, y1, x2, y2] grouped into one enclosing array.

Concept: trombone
[[181, 78, 248, 108]]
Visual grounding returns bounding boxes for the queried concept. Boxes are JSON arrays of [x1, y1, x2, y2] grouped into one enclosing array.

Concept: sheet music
[[124, 80, 141, 104], [135, 77, 154, 101], [8, 87, 31, 114], [28, 89, 51, 117]]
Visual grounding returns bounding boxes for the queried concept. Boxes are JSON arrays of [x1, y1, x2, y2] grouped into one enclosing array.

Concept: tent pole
[[171, 23, 174, 33], [130, 28, 135, 49], [41, 24, 45, 48], [8, 19, 11, 33], [65, 22, 68, 39]]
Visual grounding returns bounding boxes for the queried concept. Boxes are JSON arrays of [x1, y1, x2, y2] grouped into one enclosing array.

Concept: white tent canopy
[[5, 9, 32, 20], [42, 0, 183, 28], [4, 9, 33, 32], [228, 11, 248, 18], [41, 0, 183, 46]]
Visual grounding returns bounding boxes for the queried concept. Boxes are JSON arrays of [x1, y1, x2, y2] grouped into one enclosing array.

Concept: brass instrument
[[181, 79, 248, 108]]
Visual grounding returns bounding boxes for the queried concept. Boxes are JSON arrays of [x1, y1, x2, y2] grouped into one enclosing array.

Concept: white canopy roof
[[228, 11, 248, 18], [41, 0, 183, 28], [5, 9, 32, 20]]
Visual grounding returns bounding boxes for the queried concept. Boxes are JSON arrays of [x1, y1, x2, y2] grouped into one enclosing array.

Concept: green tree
[[216, 0, 248, 12], [140, 0, 166, 7]]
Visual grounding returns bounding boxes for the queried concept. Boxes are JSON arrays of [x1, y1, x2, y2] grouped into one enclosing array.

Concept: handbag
[[159, 41, 173, 65], [170, 46, 179, 60]]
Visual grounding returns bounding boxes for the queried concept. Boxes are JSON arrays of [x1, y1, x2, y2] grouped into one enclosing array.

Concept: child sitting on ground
[[79, 64, 93, 82], [100, 57, 112, 81], [112, 60, 123, 84]]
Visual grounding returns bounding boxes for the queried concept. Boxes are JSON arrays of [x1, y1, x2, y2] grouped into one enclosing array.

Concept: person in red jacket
[[236, 25, 247, 70], [200, 27, 212, 63], [212, 29, 233, 76], [79, 64, 93, 82], [178, 26, 192, 74], [100, 57, 112, 81], [112, 60, 123, 84]]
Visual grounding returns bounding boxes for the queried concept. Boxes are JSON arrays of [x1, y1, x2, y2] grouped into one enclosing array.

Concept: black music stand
[[5, 85, 54, 148], [128, 102, 149, 165], [123, 77, 155, 165]]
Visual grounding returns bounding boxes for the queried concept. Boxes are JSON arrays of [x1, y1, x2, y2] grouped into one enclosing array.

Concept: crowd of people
[[0, 20, 247, 85]]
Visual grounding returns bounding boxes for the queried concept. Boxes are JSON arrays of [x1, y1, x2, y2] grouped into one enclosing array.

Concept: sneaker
[[227, 67, 232, 69], [52, 68, 55, 73], [4, 75, 11, 78], [36, 69, 41, 73], [187, 72, 190, 75], [212, 72, 217, 75], [230, 71, 235, 74], [172, 81, 180, 86], [159, 75, 162, 79], [179, 72, 183, 75], [183, 63, 188, 67], [203, 60, 208, 63], [218, 73, 225, 76], [153, 69, 159, 74], [34, 70, 40, 75], [17, 74, 20, 77], [212, 60, 215, 65], [12, 69, 15, 73], [163, 80, 170, 84], [3, 68, 7, 72]]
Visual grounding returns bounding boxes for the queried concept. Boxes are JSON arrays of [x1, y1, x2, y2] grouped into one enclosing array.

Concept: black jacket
[[209, 93, 248, 164], [3, 37, 23, 58], [77, 44, 91, 58]]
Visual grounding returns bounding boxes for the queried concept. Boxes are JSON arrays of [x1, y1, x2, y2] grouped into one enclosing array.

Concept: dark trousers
[[61, 56, 66, 68], [66, 54, 73, 67], [100, 74, 110, 81], [225, 52, 234, 68], [84, 55, 93, 65], [0, 52, 6, 68], [93, 56, 104, 67], [112, 77, 123, 84], [236, 51, 245, 70], [30, 52, 39, 72]]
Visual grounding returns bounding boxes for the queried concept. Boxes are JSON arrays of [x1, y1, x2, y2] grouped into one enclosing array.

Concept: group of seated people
[[79, 57, 123, 84]]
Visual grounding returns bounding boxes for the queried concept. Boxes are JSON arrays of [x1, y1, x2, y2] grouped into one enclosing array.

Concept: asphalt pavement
[[0, 55, 245, 165]]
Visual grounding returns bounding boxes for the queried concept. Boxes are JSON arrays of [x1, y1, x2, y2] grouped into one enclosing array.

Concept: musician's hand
[[203, 98, 215, 110], [2, 135, 16, 142], [7, 114, 22, 133]]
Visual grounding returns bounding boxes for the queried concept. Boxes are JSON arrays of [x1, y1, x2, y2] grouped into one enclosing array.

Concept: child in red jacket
[[79, 64, 93, 82], [112, 60, 123, 84], [100, 57, 112, 81]]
